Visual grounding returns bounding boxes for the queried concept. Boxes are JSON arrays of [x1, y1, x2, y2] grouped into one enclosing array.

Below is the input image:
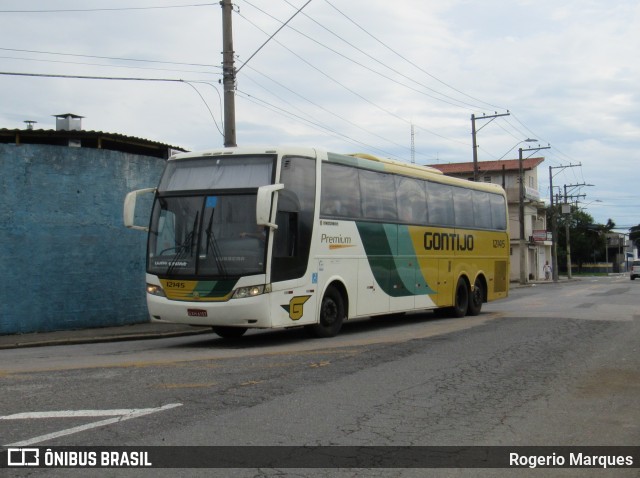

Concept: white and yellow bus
[[124, 146, 509, 338]]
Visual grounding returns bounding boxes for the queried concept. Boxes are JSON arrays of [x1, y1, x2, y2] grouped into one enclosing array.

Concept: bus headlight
[[146, 283, 166, 297], [232, 284, 270, 299]]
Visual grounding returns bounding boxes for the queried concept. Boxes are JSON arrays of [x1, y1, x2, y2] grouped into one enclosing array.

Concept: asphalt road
[[1, 275, 639, 477]]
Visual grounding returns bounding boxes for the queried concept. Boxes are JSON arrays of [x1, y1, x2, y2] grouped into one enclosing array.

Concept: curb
[[0, 326, 212, 350]]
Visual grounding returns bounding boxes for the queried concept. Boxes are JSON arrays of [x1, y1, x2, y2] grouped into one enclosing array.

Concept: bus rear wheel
[[467, 278, 484, 316], [307, 286, 344, 338], [446, 277, 469, 318], [212, 326, 247, 339]]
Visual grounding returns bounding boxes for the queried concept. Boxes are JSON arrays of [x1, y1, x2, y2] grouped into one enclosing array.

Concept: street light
[[499, 138, 538, 160]]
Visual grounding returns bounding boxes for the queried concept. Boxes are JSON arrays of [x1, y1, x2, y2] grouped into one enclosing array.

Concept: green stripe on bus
[[357, 222, 435, 297], [397, 225, 436, 295], [196, 280, 237, 299]]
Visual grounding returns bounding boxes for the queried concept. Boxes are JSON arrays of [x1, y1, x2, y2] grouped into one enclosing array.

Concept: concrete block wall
[[0, 144, 165, 334]]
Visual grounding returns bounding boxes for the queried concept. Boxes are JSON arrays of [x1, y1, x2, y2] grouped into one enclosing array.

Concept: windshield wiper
[[204, 208, 228, 277], [167, 211, 199, 274]]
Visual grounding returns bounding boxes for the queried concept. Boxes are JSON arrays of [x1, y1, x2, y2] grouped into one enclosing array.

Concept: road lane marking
[[2, 403, 182, 447]]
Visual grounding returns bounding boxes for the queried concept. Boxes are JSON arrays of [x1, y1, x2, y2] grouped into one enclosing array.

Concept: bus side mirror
[[123, 188, 156, 231], [256, 183, 284, 229]]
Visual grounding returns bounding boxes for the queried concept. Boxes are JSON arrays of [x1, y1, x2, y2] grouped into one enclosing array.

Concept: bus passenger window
[[359, 170, 397, 221], [426, 182, 455, 226], [320, 163, 360, 218], [473, 190, 492, 229], [490, 194, 507, 230], [396, 176, 427, 224], [453, 187, 474, 228]]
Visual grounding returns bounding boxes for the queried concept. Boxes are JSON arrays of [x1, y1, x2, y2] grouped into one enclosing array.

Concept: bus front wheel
[[308, 287, 345, 338], [446, 278, 469, 318]]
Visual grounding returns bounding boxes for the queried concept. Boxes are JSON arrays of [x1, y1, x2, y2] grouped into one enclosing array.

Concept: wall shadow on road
[[171, 310, 459, 350]]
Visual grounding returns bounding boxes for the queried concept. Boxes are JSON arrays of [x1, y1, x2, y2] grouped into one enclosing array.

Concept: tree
[[549, 206, 615, 273], [630, 224, 640, 249]]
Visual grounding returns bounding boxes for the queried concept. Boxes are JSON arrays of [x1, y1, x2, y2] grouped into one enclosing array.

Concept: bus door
[[435, 258, 454, 307], [269, 155, 318, 327]]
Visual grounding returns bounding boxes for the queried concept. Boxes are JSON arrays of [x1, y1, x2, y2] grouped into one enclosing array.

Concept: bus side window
[[320, 163, 360, 218], [426, 181, 455, 226], [472, 190, 492, 229], [359, 169, 397, 221], [396, 176, 427, 224], [453, 187, 474, 228], [489, 193, 507, 230]]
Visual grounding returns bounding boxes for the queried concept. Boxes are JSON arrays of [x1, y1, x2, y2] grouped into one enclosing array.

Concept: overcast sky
[[1, 0, 638, 229]]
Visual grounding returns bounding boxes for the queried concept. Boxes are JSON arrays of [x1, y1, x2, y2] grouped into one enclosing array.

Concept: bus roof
[[347, 153, 444, 175], [330, 152, 506, 195], [169, 146, 506, 196]]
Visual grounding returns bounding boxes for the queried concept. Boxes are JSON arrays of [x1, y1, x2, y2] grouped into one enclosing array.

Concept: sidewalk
[[510, 275, 581, 289], [0, 322, 212, 350]]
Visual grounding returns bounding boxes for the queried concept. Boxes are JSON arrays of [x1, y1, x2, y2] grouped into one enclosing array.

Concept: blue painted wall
[[0, 144, 165, 334]]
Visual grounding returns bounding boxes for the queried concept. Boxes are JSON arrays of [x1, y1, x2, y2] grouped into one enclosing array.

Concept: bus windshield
[[148, 194, 266, 278], [147, 154, 275, 278]]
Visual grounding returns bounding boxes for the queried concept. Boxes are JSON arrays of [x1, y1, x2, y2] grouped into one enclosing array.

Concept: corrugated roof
[[0, 128, 187, 159], [426, 157, 545, 175], [0, 128, 185, 149]]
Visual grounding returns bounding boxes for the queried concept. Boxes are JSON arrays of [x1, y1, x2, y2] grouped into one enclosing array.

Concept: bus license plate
[[187, 309, 208, 317]]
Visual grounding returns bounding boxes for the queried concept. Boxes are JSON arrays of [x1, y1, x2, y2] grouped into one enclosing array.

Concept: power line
[[0, 54, 220, 77], [242, 65, 437, 161], [245, 0, 483, 111], [183, 82, 224, 137], [0, 47, 220, 69], [0, 71, 185, 82], [322, 0, 504, 111], [0, 71, 224, 134], [237, 89, 407, 159], [236, 10, 467, 146], [236, 0, 313, 73], [241, 0, 533, 160], [0, 3, 215, 14]]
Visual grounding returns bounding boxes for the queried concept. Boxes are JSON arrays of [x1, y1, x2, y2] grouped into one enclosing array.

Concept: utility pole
[[561, 183, 590, 279], [220, 0, 311, 147], [519, 144, 550, 285], [549, 167, 558, 281], [471, 111, 510, 181], [221, 0, 236, 147], [548, 163, 581, 282]]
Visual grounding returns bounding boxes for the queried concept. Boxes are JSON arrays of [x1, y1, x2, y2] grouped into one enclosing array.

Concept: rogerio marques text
[[510, 452, 634, 469]]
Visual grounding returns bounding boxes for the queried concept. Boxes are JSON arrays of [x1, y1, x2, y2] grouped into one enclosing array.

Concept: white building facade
[[429, 157, 552, 282]]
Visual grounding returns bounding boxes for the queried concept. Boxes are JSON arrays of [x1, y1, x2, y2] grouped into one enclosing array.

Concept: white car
[[631, 260, 640, 280]]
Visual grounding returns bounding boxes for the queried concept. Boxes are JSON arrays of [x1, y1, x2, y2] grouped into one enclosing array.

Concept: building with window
[[428, 157, 552, 282]]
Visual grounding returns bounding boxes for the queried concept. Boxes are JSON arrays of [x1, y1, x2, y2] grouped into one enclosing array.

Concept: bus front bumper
[[146, 293, 272, 328]]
